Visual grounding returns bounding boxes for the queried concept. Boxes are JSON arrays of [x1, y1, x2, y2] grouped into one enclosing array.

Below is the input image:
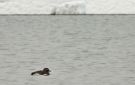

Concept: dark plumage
[[31, 68, 51, 76]]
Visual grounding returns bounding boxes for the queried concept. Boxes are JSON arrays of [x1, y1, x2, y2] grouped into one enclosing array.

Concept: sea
[[0, 15, 135, 85]]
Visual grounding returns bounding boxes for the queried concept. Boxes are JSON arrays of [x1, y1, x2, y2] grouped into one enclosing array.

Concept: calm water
[[0, 15, 135, 85]]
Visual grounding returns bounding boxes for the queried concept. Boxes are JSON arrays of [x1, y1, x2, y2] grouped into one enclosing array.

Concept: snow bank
[[50, 1, 86, 14]]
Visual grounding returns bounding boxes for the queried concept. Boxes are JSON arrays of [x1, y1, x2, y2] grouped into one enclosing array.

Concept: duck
[[31, 68, 51, 76]]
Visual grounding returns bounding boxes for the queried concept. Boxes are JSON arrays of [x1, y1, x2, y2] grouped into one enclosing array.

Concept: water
[[0, 15, 135, 85]]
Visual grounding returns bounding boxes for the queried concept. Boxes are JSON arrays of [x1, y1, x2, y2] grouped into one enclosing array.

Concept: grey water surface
[[0, 15, 135, 85]]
